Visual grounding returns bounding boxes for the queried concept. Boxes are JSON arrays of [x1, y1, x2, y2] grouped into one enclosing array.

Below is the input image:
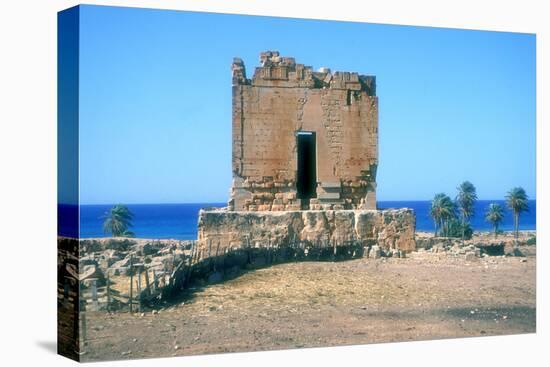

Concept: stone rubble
[[414, 231, 535, 259]]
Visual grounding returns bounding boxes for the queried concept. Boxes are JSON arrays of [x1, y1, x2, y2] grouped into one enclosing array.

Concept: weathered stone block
[[318, 192, 340, 200], [286, 192, 297, 200], [320, 182, 341, 189]]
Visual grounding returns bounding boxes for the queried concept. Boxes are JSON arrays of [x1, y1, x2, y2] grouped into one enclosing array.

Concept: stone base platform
[[197, 208, 416, 256]]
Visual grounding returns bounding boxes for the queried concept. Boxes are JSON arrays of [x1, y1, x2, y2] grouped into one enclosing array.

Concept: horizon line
[[63, 198, 537, 206]]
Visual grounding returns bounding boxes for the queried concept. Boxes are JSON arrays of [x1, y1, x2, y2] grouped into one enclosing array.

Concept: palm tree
[[485, 203, 505, 238], [430, 193, 456, 237], [440, 195, 457, 237], [505, 187, 529, 240], [456, 181, 477, 244], [430, 193, 444, 236], [103, 204, 135, 237]]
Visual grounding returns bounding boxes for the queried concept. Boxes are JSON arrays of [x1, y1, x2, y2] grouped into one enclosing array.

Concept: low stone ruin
[[58, 229, 535, 317], [78, 238, 194, 279], [197, 208, 416, 259], [415, 231, 536, 259]]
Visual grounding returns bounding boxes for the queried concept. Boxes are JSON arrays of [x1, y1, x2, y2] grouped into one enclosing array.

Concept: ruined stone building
[[198, 52, 415, 254], [230, 51, 378, 211]]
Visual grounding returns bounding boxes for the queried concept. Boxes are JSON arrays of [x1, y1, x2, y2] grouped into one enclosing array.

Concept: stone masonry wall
[[230, 51, 378, 211], [198, 208, 415, 256]]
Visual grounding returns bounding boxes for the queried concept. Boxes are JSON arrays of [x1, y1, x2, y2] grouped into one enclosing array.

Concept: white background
[[0, 0, 547, 366]]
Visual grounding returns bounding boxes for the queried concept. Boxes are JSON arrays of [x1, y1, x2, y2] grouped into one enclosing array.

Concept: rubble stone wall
[[198, 208, 415, 256], [231, 51, 378, 211]]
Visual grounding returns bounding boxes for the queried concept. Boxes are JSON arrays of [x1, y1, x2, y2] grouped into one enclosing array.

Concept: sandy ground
[[81, 247, 536, 361]]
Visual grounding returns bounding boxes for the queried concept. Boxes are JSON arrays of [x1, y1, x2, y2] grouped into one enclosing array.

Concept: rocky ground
[[79, 231, 536, 362]]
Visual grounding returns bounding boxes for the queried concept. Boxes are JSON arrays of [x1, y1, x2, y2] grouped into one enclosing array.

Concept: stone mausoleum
[[198, 51, 415, 254], [230, 51, 378, 211]]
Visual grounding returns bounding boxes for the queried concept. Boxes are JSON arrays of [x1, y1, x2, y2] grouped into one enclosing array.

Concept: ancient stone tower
[[229, 51, 378, 211], [197, 51, 415, 255]]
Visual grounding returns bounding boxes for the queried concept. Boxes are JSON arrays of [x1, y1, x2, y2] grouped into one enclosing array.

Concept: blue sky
[[75, 5, 536, 204]]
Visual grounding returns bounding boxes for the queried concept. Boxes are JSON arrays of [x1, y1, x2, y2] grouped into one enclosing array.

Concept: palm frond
[[102, 204, 135, 237]]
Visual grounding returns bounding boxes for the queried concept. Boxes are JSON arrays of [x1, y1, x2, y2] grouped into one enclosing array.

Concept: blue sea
[[61, 200, 536, 240]]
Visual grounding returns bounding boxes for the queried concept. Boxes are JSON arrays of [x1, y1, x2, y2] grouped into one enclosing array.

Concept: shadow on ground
[[35, 340, 57, 354]]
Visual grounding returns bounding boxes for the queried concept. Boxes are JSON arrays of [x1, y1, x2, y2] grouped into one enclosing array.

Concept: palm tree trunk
[[514, 213, 518, 241], [514, 212, 519, 240], [517, 213, 520, 240], [461, 212, 465, 245]]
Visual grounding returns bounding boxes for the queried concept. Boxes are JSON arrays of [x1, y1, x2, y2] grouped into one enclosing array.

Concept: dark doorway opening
[[296, 131, 317, 208]]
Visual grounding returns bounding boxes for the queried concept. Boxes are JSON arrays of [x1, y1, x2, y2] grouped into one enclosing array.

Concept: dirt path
[[81, 252, 536, 361]]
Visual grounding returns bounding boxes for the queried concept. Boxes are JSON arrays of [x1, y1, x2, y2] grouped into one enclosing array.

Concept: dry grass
[[82, 252, 535, 361]]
